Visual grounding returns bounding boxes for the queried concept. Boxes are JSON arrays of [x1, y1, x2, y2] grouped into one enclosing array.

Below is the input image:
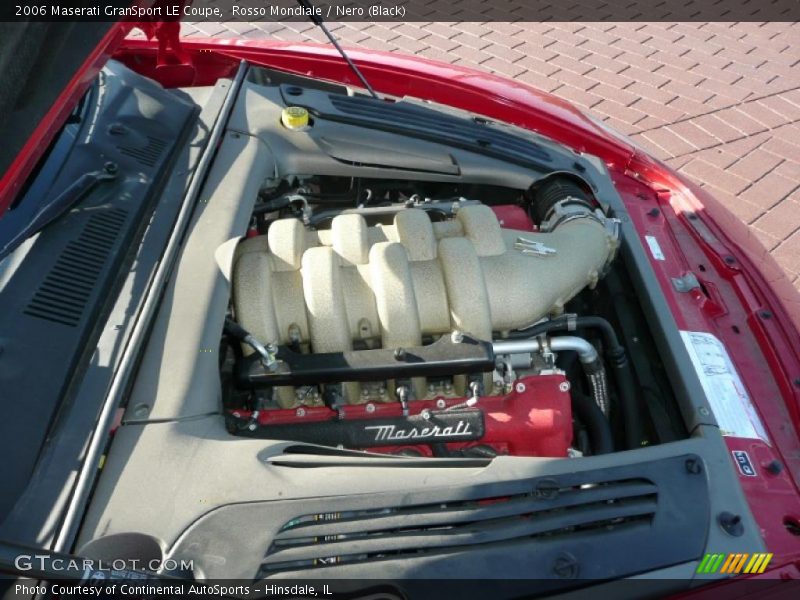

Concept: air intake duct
[[530, 176, 594, 230]]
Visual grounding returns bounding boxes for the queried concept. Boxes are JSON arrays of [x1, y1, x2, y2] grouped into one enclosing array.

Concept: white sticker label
[[645, 235, 665, 261], [681, 331, 768, 442]]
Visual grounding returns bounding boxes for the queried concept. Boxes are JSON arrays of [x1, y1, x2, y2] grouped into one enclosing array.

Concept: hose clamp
[[539, 197, 599, 232], [565, 313, 578, 332]]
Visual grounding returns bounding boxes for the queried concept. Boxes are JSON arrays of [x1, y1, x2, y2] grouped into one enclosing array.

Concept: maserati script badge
[[365, 420, 474, 442]]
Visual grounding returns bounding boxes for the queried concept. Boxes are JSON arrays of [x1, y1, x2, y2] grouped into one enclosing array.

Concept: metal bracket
[[242, 333, 495, 387], [514, 236, 558, 257], [672, 272, 702, 293]]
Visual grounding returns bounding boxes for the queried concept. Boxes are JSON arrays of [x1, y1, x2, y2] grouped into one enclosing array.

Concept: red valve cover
[[236, 374, 573, 458], [490, 204, 536, 232]]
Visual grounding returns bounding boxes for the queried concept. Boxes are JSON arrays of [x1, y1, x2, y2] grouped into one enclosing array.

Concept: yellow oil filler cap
[[281, 106, 310, 130]]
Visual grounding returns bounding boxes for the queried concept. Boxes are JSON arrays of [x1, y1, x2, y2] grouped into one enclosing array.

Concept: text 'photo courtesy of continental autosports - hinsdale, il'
[[0, 3, 799, 600]]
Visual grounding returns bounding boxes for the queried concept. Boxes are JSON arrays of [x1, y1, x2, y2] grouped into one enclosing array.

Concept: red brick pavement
[[143, 21, 800, 291]]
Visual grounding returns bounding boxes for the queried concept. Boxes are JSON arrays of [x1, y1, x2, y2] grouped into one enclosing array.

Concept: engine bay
[[220, 164, 665, 459], [60, 62, 768, 587], [204, 66, 697, 461]]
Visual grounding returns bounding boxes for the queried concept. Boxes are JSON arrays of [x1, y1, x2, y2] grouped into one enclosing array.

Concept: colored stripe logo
[[697, 552, 773, 574]]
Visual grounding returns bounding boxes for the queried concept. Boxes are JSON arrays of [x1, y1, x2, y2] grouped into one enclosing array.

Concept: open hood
[[1, 18, 799, 592], [0, 19, 134, 217]]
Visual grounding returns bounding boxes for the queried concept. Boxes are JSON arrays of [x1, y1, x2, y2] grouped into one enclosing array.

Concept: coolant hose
[[508, 315, 617, 347], [252, 195, 292, 214], [572, 392, 615, 455], [497, 320, 644, 450], [224, 318, 277, 371], [583, 357, 611, 416], [573, 317, 644, 450]]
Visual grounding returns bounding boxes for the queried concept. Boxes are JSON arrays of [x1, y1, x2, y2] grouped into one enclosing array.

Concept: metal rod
[[321, 25, 379, 99], [297, 0, 379, 99], [53, 61, 250, 553]]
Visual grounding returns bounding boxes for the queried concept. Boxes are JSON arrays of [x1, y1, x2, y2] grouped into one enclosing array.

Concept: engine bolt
[[534, 479, 560, 500], [365, 403, 375, 413], [685, 458, 702, 475], [451, 330, 464, 344], [515, 382, 526, 393], [394, 347, 407, 360], [552, 553, 580, 579], [559, 381, 571, 392], [296, 407, 306, 417], [436, 398, 447, 409], [718, 512, 744, 537]]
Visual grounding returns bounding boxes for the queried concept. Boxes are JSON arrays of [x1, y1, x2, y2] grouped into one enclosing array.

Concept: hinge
[[137, 18, 196, 87]]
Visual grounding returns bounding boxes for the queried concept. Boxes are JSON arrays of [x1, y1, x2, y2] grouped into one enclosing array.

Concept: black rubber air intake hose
[[509, 315, 644, 450], [572, 392, 614, 455], [529, 176, 594, 227]]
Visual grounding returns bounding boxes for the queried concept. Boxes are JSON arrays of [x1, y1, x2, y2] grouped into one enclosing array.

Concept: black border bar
[[3, 0, 800, 22]]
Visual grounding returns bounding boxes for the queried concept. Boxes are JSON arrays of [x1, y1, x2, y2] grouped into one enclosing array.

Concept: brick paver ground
[[164, 21, 800, 290]]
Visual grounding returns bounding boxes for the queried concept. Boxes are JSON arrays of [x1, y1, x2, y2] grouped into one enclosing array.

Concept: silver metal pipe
[[491, 338, 542, 355], [551, 336, 600, 364], [492, 335, 599, 364]]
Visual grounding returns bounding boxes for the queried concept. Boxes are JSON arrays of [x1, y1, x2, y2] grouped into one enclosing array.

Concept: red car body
[[1, 20, 799, 587]]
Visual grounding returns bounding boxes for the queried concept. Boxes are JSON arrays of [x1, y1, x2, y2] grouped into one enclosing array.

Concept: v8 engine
[[222, 177, 622, 459]]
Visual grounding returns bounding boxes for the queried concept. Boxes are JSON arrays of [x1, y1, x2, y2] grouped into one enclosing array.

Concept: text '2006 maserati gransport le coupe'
[[0, 16, 799, 600]]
